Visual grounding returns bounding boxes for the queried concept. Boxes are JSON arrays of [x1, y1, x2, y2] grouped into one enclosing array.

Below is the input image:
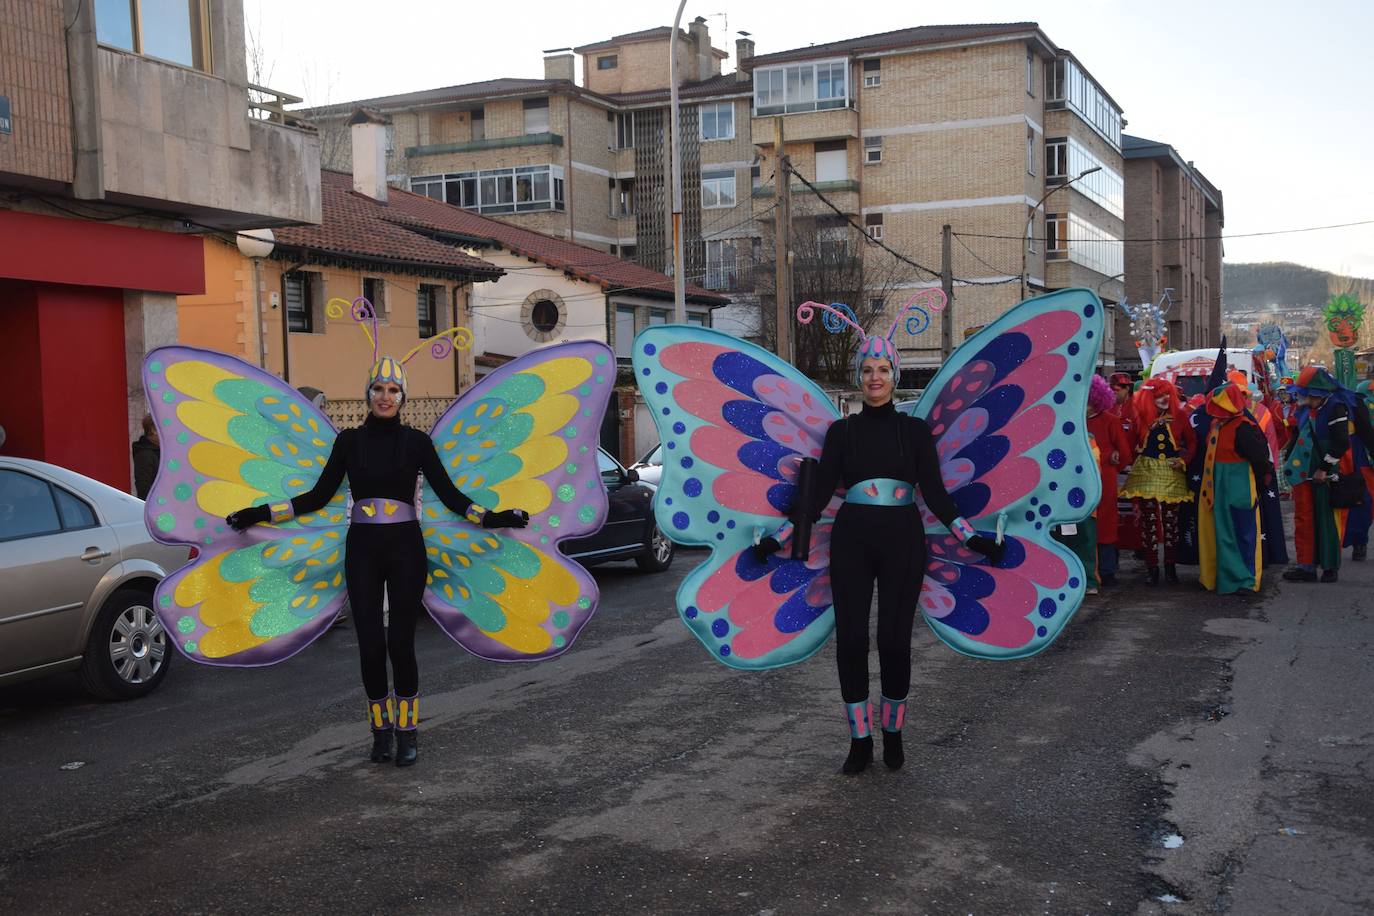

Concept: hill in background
[[1222, 262, 1336, 313]]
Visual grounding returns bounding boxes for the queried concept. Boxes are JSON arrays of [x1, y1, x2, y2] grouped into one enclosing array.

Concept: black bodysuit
[[290, 414, 476, 700], [808, 401, 963, 704]]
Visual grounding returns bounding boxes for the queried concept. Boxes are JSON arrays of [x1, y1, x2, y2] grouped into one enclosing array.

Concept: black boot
[[370, 728, 394, 763], [1321, 568, 1339, 583], [1283, 566, 1318, 582], [395, 729, 418, 767], [1353, 544, 1367, 561], [842, 736, 873, 775], [1100, 572, 1117, 587], [882, 731, 905, 770], [1165, 563, 1179, 584], [1146, 565, 1160, 586]]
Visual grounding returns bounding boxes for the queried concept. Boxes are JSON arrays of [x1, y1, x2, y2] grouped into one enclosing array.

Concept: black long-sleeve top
[[806, 400, 962, 528], [1230, 419, 1275, 487], [290, 414, 475, 518]]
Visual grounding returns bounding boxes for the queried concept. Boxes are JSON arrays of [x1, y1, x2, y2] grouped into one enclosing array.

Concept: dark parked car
[[562, 448, 673, 572]]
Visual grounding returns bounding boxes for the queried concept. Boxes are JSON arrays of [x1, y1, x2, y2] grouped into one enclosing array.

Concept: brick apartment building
[[308, 18, 1132, 378], [1121, 135, 1224, 368]]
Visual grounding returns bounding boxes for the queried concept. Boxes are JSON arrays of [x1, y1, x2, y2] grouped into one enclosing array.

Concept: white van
[[1147, 348, 1270, 402]]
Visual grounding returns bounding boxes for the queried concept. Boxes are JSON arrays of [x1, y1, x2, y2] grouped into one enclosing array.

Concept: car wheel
[[78, 588, 171, 700], [636, 523, 675, 572]]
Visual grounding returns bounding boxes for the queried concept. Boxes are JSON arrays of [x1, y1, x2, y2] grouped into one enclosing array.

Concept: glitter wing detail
[[142, 346, 349, 666], [633, 326, 840, 669], [900, 288, 1104, 660], [420, 341, 616, 661]]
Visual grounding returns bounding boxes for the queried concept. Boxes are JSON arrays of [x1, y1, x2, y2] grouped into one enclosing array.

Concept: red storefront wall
[[0, 209, 204, 490]]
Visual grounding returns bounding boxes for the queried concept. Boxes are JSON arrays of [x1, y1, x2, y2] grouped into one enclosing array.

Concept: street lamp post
[[667, 0, 688, 323], [235, 228, 276, 369], [1021, 165, 1101, 302]]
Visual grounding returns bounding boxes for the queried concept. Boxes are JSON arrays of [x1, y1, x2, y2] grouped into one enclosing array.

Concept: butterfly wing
[[634, 325, 840, 670], [900, 288, 1103, 660], [143, 346, 349, 666], [420, 341, 616, 661]]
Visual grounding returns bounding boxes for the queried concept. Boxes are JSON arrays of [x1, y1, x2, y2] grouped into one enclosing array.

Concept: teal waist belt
[[845, 478, 916, 506]]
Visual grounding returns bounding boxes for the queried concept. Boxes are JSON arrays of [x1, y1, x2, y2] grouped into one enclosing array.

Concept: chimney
[[689, 16, 711, 81], [348, 107, 391, 202], [735, 33, 754, 82], [544, 50, 575, 83]]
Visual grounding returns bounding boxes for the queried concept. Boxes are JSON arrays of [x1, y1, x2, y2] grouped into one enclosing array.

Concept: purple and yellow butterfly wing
[[420, 341, 616, 661], [142, 346, 348, 666], [634, 326, 841, 669]]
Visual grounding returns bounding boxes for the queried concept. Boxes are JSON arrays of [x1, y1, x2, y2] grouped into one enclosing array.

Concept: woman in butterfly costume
[[144, 298, 615, 768], [633, 288, 1104, 776]]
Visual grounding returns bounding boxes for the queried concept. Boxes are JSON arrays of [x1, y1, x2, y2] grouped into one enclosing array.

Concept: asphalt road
[[1, 540, 1371, 915]]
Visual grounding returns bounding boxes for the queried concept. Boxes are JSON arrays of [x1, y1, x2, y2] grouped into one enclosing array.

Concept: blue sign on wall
[[0, 96, 11, 134]]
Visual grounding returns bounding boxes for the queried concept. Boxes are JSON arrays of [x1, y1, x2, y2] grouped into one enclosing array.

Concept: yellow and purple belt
[[350, 498, 418, 525]]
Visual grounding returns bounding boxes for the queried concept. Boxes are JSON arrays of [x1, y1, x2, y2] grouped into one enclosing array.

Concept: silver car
[[0, 457, 187, 699]]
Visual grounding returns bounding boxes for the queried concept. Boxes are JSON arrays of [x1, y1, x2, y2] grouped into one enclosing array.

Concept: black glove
[[749, 536, 782, 563], [482, 508, 529, 529], [226, 505, 270, 531], [964, 534, 1006, 566]]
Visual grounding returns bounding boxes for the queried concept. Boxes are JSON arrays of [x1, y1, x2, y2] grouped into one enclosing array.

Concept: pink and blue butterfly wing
[[633, 326, 840, 669], [905, 288, 1104, 659]]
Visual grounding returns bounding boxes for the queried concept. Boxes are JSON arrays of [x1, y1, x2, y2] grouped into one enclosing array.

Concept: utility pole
[[668, 0, 688, 322], [773, 116, 793, 363], [941, 223, 954, 360]]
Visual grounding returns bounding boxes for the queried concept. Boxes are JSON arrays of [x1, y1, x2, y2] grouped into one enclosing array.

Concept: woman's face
[[1154, 394, 1170, 411], [369, 381, 402, 419], [860, 357, 896, 406], [1113, 384, 1129, 404]]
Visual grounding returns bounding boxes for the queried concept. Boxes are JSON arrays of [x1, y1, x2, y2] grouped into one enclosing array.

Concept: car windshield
[[1175, 375, 1211, 399]]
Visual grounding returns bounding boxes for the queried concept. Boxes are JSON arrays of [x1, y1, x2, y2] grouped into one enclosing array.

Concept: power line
[[955, 217, 1374, 245]]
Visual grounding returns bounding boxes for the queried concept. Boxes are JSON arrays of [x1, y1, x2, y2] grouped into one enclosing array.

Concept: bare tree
[[754, 199, 920, 385]]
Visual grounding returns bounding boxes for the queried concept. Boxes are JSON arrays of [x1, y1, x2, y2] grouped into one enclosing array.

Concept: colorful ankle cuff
[[396, 694, 419, 731], [845, 700, 872, 739], [269, 501, 296, 524], [879, 695, 907, 732], [367, 695, 396, 731]]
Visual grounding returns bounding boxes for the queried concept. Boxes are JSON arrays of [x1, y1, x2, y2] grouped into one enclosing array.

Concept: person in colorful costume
[[143, 298, 615, 769], [226, 356, 529, 766], [1121, 377, 1196, 584], [1197, 382, 1274, 594], [1054, 432, 1102, 593], [1281, 367, 1351, 582], [1108, 371, 1138, 439], [1086, 374, 1131, 586], [632, 288, 1104, 777], [1338, 379, 1374, 560], [752, 303, 1004, 774]]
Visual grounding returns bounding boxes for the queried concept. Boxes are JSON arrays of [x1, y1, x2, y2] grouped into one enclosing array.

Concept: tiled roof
[[574, 26, 683, 54], [272, 174, 502, 279], [608, 73, 752, 106], [293, 171, 725, 304], [746, 22, 1044, 67], [304, 78, 600, 119]]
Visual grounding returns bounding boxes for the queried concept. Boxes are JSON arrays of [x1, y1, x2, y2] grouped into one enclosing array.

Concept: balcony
[[405, 133, 564, 158], [750, 107, 858, 146]]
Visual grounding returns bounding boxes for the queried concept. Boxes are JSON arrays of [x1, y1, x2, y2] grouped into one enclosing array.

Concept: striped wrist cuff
[[465, 504, 489, 526], [950, 517, 976, 542], [772, 520, 795, 546], [269, 501, 295, 524]]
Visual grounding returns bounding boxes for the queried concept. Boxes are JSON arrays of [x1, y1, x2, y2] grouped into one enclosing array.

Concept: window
[[705, 239, 745, 290], [471, 108, 485, 141], [864, 135, 883, 164], [687, 311, 709, 327], [754, 58, 848, 115], [1045, 138, 1067, 179], [751, 164, 762, 190], [284, 271, 315, 333], [815, 141, 847, 183], [614, 112, 634, 149], [597, 448, 622, 486], [611, 178, 634, 217], [864, 212, 883, 240], [701, 170, 736, 209], [862, 59, 881, 88], [362, 277, 386, 320], [531, 299, 560, 333], [1026, 127, 1036, 176], [523, 98, 550, 134], [615, 306, 637, 359], [1046, 213, 1067, 259], [1044, 57, 1122, 150], [1058, 212, 1124, 276], [1026, 206, 1037, 255], [699, 102, 734, 141], [648, 309, 669, 326], [598, 55, 618, 70], [818, 223, 849, 261], [0, 470, 61, 541], [409, 165, 565, 213], [867, 296, 885, 313], [95, 0, 211, 72], [417, 284, 442, 338], [54, 486, 97, 530], [1026, 49, 1035, 96]]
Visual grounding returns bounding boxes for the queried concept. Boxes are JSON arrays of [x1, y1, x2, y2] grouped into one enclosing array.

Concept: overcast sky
[[251, 0, 1374, 279]]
